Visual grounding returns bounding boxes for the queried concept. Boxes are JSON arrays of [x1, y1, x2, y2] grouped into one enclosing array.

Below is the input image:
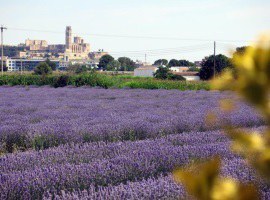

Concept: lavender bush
[[0, 87, 263, 152], [0, 87, 268, 199], [1, 128, 269, 199]]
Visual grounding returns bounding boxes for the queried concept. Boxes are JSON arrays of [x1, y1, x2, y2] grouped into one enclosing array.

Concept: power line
[[6, 26, 258, 43], [109, 43, 211, 53]]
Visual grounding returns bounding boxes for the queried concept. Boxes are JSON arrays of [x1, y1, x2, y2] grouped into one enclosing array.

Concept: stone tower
[[65, 26, 72, 50]]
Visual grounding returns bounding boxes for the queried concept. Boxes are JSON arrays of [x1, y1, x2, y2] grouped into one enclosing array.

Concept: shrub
[[5, 133, 29, 153], [34, 62, 52, 75], [154, 66, 185, 81], [53, 75, 70, 88]]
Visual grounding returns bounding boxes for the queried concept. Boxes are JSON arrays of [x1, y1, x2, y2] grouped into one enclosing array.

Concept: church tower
[[65, 26, 72, 51]]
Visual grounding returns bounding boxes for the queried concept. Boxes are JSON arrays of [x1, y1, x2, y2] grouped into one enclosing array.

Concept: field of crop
[[0, 86, 269, 199]]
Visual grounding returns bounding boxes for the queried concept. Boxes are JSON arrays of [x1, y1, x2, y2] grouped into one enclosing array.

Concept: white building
[[4, 58, 60, 72], [134, 66, 158, 77], [170, 66, 190, 73], [173, 72, 200, 81]]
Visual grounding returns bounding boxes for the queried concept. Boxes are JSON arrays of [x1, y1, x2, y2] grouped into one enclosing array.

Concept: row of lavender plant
[[44, 158, 270, 200], [0, 130, 230, 174], [44, 175, 187, 200], [2, 128, 269, 199], [0, 87, 263, 152], [0, 136, 233, 199]]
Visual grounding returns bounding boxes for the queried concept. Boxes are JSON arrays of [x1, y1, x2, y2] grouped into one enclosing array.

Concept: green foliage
[[168, 59, 180, 67], [53, 75, 70, 88], [167, 59, 194, 67], [178, 60, 195, 66], [45, 59, 57, 71], [5, 133, 30, 153], [2, 45, 25, 57], [67, 64, 88, 74], [154, 66, 171, 79], [233, 46, 250, 57], [199, 54, 232, 80], [32, 135, 62, 151], [121, 79, 209, 90], [98, 54, 114, 70], [0, 63, 7, 72], [154, 66, 185, 80], [106, 60, 121, 71], [0, 73, 209, 90], [154, 59, 168, 66], [118, 57, 136, 71], [188, 66, 200, 72], [34, 62, 52, 75]]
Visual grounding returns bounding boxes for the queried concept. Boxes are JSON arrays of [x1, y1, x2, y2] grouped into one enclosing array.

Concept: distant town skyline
[[1, 0, 270, 62]]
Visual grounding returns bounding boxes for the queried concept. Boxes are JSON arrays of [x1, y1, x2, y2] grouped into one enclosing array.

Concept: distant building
[[64, 26, 91, 60], [194, 61, 202, 67], [134, 66, 157, 77], [89, 51, 108, 61], [173, 72, 200, 81], [4, 58, 59, 72], [170, 66, 189, 73], [48, 44, 66, 53], [135, 60, 152, 67], [25, 39, 48, 51]]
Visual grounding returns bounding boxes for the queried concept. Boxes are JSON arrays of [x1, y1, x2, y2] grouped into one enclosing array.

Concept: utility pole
[[145, 54, 147, 64], [21, 59, 23, 75], [214, 41, 216, 79], [1, 25, 7, 76]]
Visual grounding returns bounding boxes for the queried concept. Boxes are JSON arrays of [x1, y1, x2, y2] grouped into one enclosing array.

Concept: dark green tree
[[118, 57, 136, 71], [154, 59, 168, 66], [98, 54, 114, 70], [233, 46, 250, 57], [106, 60, 121, 71], [187, 66, 200, 72], [199, 54, 232, 80], [2, 46, 25, 57], [154, 66, 185, 80], [0, 63, 7, 72], [168, 59, 180, 67], [34, 62, 52, 75], [178, 60, 195, 66], [45, 59, 57, 71], [67, 64, 88, 74]]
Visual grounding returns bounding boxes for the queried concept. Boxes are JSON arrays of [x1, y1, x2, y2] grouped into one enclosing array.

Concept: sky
[[1, 0, 270, 62]]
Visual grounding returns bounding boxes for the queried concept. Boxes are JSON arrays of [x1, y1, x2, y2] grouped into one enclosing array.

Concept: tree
[[67, 64, 88, 74], [2, 45, 25, 57], [34, 62, 52, 75], [0, 63, 7, 72], [106, 60, 121, 71], [45, 59, 57, 71], [233, 46, 250, 57], [154, 59, 168, 66], [199, 54, 231, 80], [178, 60, 195, 66], [168, 59, 180, 67], [154, 66, 185, 80], [98, 54, 114, 70], [188, 66, 200, 72], [118, 57, 136, 71]]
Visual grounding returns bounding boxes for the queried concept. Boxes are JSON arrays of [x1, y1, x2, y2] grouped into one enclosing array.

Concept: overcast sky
[[1, 0, 270, 62]]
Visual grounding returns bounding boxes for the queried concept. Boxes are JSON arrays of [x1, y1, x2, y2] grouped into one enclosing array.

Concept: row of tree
[[98, 55, 136, 71], [199, 46, 249, 80], [154, 59, 195, 67]]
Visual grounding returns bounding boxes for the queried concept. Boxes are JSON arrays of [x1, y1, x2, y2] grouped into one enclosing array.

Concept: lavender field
[[0, 86, 269, 199]]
